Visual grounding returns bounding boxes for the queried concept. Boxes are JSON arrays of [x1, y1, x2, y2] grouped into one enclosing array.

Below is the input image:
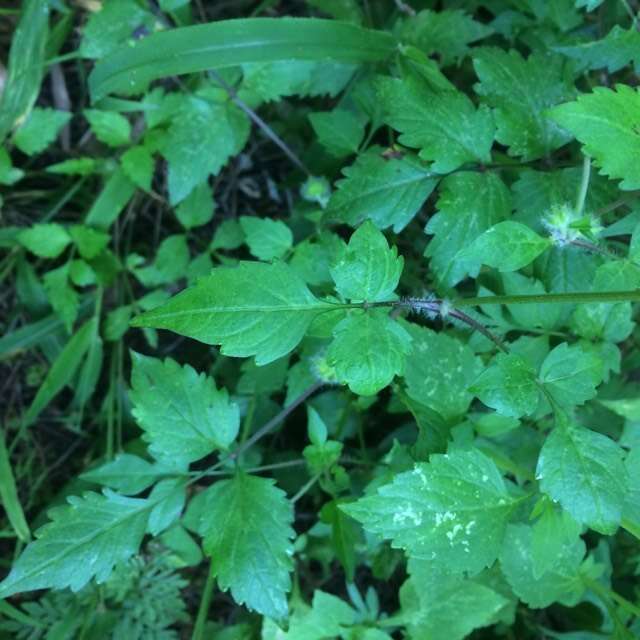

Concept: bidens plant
[[2, 0, 640, 638]]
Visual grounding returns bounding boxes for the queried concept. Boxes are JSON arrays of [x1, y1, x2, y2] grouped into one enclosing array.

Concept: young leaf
[[131, 262, 336, 365], [536, 420, 628, 534], [121, 145, 154, 192], [309, 108, 365, 157], [13, 108, 71, 156], [84, 109, 131, 147], [470, 352, 539, 418], [18, 224, 71, 259], [327, 311, 412, 396], [175, 181, 214, 230], [129, 352, 240, 465], [81, 453, 163, 495], [342, 450, 516, 574], [548, 85, 640, 190], [425, 172, 511, 287], [459, 221, 550, 272], [324, 146, 438, 232], [377, 76, 494, 172], [68, 225, 110, 260], [184, 474, 294, 620], [0, 429, 30, 542], [330, 221, 403, 302], [240, 217, 293, 262], [500, 523, 586, 608], [43, 264, 79, 333], [0, 490, 150, 598], [473, 49, 574, 159]]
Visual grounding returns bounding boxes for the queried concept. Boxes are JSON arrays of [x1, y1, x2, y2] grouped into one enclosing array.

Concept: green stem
[[452, 290, 640, 307], [192, 559, 217, 640], [586, 578, 640, 619], [291, 473, 321, 503], [575, 155, 591, 215]]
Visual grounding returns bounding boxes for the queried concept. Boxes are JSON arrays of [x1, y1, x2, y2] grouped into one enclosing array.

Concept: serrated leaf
[[539, 342, 603, 408], [470, 352, 539, 418], [328, 311, 411, 396], [377, 76, 494, 172], [324, 147, 438, 232], [425, 172, 511, 287], [130, 352, 239, 465], [18, 224, 71, 259], [309, 108, 365, 157], [400, 559, 508, 640], [537, 420, 628, 534], [148, 478, 187, 536], [403, 323, 483, 421], [131, 262, 336, 365], [84, 109, 131, 147], [43, 264, 79, 334], [500, 523, 586, 608], [473, 49, 574, 159], [549, 85, 640, 190], [175, 181, 214, 230], [184, 474, 294, 620], [133, 234, 190, 287], [81, 453, 162, 495], [459, 221, 550, 272], [330, 221, 403, 302], [13, 108, 71, 156], [240, 217, 293, 262], [342, 450, 515, 573], [0, 490, 149, 598], [121, 145, 154, 192]]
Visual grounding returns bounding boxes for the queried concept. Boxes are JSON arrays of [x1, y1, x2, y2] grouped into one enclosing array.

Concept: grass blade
[[0, 429, 30, 542], [89, 18, 396, 101]]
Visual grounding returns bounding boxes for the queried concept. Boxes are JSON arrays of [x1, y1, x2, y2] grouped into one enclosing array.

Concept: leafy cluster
[[1, 0, 640, 638]]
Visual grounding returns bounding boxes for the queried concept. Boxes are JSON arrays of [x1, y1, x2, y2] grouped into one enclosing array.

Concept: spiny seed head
[[543, 203, 602, 246]]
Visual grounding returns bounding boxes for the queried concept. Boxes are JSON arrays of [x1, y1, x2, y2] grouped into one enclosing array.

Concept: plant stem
[[192, 559, 217, 640], [575, 155, 591, 215], [585, 578, 640, 619], [451, 290, 640, 307], [291, 473, 321, 503]]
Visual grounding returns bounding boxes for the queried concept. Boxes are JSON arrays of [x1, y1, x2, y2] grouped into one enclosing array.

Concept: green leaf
[[131, 262, 335, 365], [327, 311, 412, 396], [13, 108, 70, 156], [401, 9, 493, 66], [148, 478, 187, 536], [43, 264, 79, 333], [470, 353, 539, 418], [133, 234, 190, 286], [211, 219, 245, 251], [425, 172, 511, 287], [81, 454, 163, 495], [84, 109, 131, 147], [18, 224, 71, 259], [23, 318, 97, 427], [68, 225, 110, 261], [0, 490, 150, 598], [623, 446, 640, 527], [555, 26, 640, 74], [330, 221, 403, 302], [0, 147, 24, 185], [473, 49, 574, 159], [162, 91, 249, 205], [130, 352, 240, 465], [500, 523, 586, 608], [240, 217, 293, 262], [89, 18, 396, 100], [324, 147, 438, 232], [120, 145, 154, 192], [85, 168, 136, 230], [0, 429, 30, 542], [549, 84, 640, 190], [459, 221, 550, 272], [309, 108, 365, 157], [403, 323, 483, 421], [377, 76, 494, 172], [539, 342, 603, 408], [175, 181, 214, 230], [537, 420, 628, 534], [184, 474, 294, 620], [0, 0, 49, 142], [342, 449, 515, 573], [400, 559, 508, 640]]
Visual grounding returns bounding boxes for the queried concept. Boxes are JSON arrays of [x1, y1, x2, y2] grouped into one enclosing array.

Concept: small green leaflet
[[330, 221, 402, 302], [459, 221, 550, 272], [81, 453, 165, 495], [240, 216, 293, 262], [473, 49, 574, 159], [470, 353, 539, 418], [131, 262, 336, 365], [121, 145, 154, 193], [84, 109, 131, 147], [129, 352, 239, 465], [328, 311, 412, 396], [403, 323, 483, 421], [549, 85, 640, 190], [400, 559, 509, 640], [536, 419, 628, 534], [377, 76, 494, 172], [309, 108, 365, 157], [324, 146, 438, 232], [184, 474, 294, 620], [499, 523, 586, 608], [342, 449, 516, 573], [425, 172, 511, 287], [0, 490, 149, 598], [18, 223, 71, 259], [13, 108, 70, 156]]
